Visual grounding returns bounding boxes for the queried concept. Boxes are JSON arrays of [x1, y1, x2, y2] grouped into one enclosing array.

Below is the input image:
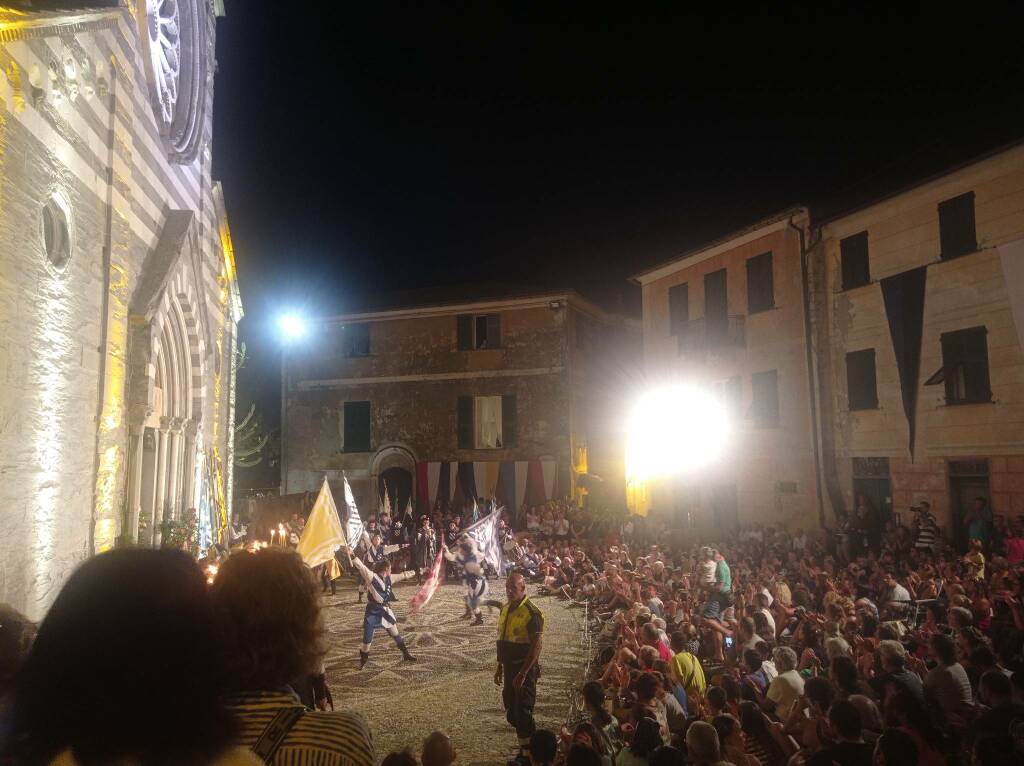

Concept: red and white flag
[[408, 546, 444, 614]]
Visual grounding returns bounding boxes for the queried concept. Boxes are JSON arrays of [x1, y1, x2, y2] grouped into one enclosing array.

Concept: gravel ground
[[321, 574, 588, 765]]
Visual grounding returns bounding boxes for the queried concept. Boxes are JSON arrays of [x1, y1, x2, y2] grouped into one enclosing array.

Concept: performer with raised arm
[[443, 537, 490, 625], [356, 532, 407, 603], [348, 548, 418, 668]]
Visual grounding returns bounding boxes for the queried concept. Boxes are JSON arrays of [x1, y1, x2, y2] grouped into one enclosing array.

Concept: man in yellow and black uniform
[[495, 571, 544, 754]]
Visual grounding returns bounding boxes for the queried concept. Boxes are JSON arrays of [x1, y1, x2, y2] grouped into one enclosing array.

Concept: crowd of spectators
[[3, 497, 1024, 765]]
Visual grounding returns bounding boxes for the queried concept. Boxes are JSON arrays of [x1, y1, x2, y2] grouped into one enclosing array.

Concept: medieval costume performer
[[414, 516, 438, 584], [356, 533, 405, 603], [350, 555, 417, 668], [443, 538, 489, 626]]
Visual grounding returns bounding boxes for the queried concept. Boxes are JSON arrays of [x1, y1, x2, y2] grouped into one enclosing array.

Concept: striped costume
[[351, 557, 416, 667], [443, 544, 489, 623]]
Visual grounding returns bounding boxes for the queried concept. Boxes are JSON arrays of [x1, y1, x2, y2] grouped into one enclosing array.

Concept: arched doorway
[[379, 467, 413, 519]]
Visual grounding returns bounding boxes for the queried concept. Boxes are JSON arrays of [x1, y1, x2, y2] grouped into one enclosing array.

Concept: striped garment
[[227, 690, 374, 766]]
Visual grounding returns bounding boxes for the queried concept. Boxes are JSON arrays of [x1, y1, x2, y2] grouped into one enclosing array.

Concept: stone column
[[181, 420, 199, 516], [125, 406, 151, 545], [166, 417, 185, 521], [153, 418, 171, 546]]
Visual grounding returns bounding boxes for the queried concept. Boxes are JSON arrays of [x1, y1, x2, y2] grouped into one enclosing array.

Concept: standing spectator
[[923, 633, 972, 714], [3, 549, 251, 766], [912, 502, 938, 551], [211, 548, 375, 766], [964, 496, 993, 551]]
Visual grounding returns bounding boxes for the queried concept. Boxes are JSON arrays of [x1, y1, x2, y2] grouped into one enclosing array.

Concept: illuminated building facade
[[814, 143, 1024, 541], [280, 290, 637, 517], [632, 209, 823, 531], [0, 1, 242, 619]]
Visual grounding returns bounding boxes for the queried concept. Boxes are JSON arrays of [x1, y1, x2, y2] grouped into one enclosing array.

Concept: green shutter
[[502, 394, 517, 447], [457, 315, 473, 350], [457, 396, 474, 449], [486, 314, 501, 348]]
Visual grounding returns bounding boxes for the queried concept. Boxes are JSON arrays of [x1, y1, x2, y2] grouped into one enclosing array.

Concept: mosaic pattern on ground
[[321, 575, 588, 765]]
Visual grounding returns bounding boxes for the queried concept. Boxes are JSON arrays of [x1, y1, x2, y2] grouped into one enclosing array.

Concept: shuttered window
[[938, 326, 991, 404], [456, 313, 502, 349], [342, 401, 371, 452], [750, 369, 780, 427], [746, 252, 774, 314], [846, 349, 878, 410], [668, 283, 689, 336], [938, 192, 977, 260], [840, 231, 870, 290], [501, 394, 517, 447]]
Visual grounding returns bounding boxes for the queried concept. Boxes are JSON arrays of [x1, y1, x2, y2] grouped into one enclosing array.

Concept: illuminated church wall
[[0, 3, 240, 620]]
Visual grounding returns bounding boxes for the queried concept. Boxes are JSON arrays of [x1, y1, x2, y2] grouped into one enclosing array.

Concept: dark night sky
[[211, 2, 1024, 486]]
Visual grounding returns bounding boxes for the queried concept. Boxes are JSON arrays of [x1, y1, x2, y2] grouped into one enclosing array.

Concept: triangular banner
[[880, 266, 927, 457]]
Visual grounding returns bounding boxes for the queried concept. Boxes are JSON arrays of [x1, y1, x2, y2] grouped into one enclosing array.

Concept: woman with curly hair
[[211, 548, 375, 766]]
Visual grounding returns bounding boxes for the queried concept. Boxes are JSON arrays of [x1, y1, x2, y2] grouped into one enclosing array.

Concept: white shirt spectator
[[766, 669, 805, 719]]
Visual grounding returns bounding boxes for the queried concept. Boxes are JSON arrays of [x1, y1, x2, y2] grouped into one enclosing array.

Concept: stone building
[[281, 290, 637, 516], [632, 208, 823, 531], [0, 2, 242, 619], [813, 143, 1024, 542]]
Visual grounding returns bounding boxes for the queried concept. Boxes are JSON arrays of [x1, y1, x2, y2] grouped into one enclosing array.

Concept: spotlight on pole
[[624, 383, 731, 481], [277, 313, 306, 342]]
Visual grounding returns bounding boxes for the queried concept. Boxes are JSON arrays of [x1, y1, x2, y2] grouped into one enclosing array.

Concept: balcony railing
[[677, 315, 746, 354]]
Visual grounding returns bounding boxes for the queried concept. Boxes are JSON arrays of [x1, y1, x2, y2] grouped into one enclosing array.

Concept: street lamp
[[277, 312, 308, 496]]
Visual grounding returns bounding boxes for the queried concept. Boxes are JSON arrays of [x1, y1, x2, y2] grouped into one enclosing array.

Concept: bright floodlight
[[625, 384, 731, 480], [278, 313, 306, 341]]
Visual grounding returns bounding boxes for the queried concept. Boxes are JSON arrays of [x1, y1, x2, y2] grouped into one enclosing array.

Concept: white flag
[[343, 475, 365, 548], [404, 497, 414, 521], [383, 485, 392, 518], [462, 507, 504, 573]]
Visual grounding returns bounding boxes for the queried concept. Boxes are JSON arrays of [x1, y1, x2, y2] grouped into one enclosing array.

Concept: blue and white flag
[[342, 475, 366, 548], [462, 506, 504, 573]]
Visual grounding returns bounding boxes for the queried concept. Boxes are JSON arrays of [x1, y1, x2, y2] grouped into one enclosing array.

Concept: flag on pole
[[409, 546, 444, 613], [462, 507, 504, 573], [471, 497, 480, 524], [383, 485, 392, 518], [295, 479, 345, 569], [404, 497, 414, 521], [341, 475, 366, 547]]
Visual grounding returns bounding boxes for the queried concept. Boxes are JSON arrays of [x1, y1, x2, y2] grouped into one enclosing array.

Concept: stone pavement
[[321, 574, 588, 765]]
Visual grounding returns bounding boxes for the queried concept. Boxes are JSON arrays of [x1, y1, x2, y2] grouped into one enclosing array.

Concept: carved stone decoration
[[138, 0, 209, 164]]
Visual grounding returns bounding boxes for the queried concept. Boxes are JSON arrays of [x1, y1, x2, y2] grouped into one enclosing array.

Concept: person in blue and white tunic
[[349, 553, 417, 668], [442, 538, 491, 626], [356, 533, 406, 604]]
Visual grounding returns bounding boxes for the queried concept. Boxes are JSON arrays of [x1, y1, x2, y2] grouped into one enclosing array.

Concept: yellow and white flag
[[296, 478, 346, 569]]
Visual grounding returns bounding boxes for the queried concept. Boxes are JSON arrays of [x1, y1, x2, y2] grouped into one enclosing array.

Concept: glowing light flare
[[277, 313, 306, 341], [624, 384, 731, 481]]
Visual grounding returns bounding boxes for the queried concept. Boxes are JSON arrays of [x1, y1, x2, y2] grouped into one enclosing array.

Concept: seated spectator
[[969, 669, 1024, 747], [527, 729, 558, 766], [712, 713, 760, 766], [211, 548, 374, 766], [565, 743, 603, 766], [683, 721, 725, 766], [3, 549, 252, 765], [616, 717, 662, 766], [872, 640, 924, 704], [806, 700, 872, 766], [738, 701, 793, 766], [872, 728, 919, 766], [422, 731, 456, 766], [765, 646, 804, 719], [923, 632, 972, 714]]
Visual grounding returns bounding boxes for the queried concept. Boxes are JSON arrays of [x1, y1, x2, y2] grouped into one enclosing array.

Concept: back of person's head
[[742, 648, 762, 672], [630, 716, 663, 758], [670, 630, 686, 653], [738, 700, 768, 737], [528, 729, 558, 766], [874, 728, 919, 765], [635, 670, 658, 702], [638, 644, 659, 669], [0, 603, 35, 695], [804, 676, 835, 712], [684, 720, 721, 764], [382, 750, 418, 766], [422, 731, 454, 766], [878, 639, 906, 669], [972, 735, 1019, 766], [848, 694, 883, 734], [930, 632, 958, 665], [828, 700, 862, 740], [980, 668, 1013, 705], [706, 684, 727, 712], [565, 743, 602, 766], [582, 680, 607, 715], [773, 645, 797, 672], [210, 548, 325, 691], [6, 549, 234, 765], [649, 744, 687, 766], [711, 713, 740, 748]]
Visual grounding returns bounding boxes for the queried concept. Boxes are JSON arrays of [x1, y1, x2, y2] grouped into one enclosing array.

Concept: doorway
[[949, 459, 990, 552], [379, 466, 413, 519]]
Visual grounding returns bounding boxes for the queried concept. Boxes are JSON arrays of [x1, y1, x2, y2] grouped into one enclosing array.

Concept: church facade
[[0, 1, 241, 619]]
